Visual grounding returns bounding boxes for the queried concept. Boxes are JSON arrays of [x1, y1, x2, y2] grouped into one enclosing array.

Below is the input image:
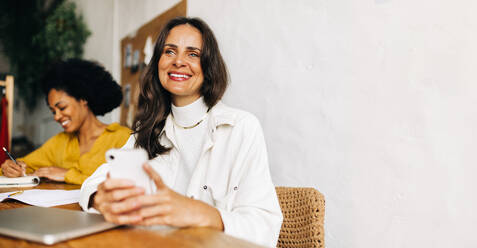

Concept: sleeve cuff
[[216, 207, 236, 238], [79, 184, 99, 213], [79, 163, 109, 212], [216, 207, 283, 248]]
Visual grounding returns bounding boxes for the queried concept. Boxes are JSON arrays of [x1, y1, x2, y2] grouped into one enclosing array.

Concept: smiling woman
[[158, 24, 204, 106], [79, 17, 283, 247], [0, 59, 132, 184]]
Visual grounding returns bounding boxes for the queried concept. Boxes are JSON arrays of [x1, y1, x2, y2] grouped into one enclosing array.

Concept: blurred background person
[[1, 59, 131, 184]]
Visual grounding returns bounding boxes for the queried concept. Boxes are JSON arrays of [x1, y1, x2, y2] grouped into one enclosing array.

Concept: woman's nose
[[54, 111, 61, 121], [173, 54, 186, 67]]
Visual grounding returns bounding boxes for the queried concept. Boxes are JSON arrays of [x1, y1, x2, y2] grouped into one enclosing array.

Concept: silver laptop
[[0, 206, 119, 245]]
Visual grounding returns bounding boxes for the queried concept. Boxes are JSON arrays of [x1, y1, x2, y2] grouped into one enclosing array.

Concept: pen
[[2, 147, 17, 163], [2, 147, 26, 176], [7, 191, 24, 197]]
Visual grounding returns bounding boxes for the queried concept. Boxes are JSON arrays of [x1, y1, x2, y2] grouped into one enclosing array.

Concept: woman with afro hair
[[0, 59, 131, 184]]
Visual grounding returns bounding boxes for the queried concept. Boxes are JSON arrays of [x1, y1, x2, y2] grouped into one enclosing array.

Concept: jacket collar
[[160, 101, 235, 147]]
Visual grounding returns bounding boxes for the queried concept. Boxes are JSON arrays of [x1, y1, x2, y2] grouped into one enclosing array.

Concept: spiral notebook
[[0, 175, 40, 188]]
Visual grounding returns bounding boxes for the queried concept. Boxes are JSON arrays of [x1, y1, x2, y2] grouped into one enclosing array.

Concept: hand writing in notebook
[[1, 159, 27, 177], [1, 147, 26, 177]]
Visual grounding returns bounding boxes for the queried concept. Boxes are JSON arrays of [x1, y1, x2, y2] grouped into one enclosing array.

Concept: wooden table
[[0, 182, 263, 248]]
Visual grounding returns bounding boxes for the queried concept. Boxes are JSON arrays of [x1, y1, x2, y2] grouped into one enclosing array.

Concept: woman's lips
[[61, 120, 70, 128], [169, 72, 191, 81]]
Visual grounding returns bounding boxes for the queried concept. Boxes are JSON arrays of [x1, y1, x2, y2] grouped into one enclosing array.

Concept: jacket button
[[233, 186, 238, 191], [190, 195, 194, 199], [203, 185, 207, 190]]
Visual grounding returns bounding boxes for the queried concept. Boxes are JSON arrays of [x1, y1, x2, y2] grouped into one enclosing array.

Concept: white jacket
[[79, 101, 283, 247]]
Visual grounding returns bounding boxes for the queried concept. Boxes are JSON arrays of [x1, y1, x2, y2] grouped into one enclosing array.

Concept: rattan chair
[[275, 187, 325, 248]]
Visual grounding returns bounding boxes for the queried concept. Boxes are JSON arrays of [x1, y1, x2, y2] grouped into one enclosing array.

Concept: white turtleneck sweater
[[170, 97, 209, 195]]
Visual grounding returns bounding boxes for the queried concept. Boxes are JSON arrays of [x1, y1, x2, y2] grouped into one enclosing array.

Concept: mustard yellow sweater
[[18, 123, 131, 185]]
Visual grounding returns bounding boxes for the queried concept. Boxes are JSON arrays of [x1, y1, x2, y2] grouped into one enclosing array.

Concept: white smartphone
[[106, 148, 154, 194]]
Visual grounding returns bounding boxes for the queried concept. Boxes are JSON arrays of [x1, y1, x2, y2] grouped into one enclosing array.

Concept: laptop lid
[[0, 206, 118, 245]]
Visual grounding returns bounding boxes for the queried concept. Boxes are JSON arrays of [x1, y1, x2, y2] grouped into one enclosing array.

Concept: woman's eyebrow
[[54, 101, 65, 107], [164, 43, 201, 52], [187, 46, 201, 52]]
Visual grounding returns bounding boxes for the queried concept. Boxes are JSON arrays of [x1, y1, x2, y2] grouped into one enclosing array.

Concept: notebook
[[0, 206, 119, 245], [0, 175, 40, 188], [0, 189, 81, 207]]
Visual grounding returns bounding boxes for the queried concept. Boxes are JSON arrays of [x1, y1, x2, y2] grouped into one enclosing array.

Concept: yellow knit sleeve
[[18, 133, 67, 174], [64, 168, 89, 185]]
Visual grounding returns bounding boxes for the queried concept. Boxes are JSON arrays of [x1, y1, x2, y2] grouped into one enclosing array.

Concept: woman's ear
[[80, 99, 88, 106]]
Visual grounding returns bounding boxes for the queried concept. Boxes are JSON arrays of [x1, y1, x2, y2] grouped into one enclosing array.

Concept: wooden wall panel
[[120, 0, 187, 126]]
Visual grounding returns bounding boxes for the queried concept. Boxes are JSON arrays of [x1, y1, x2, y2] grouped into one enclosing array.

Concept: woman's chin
[[62, 125, 74, 133]]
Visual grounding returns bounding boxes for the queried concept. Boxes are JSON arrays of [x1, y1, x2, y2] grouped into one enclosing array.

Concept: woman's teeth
[[170, 73, 190, 78]]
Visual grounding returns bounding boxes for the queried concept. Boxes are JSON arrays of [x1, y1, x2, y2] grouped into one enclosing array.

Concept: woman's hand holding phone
[[94, 148, 149, 224], [131, 164, 224, 230], [95, 148, 223, 229], [95, 164, 223, 229], [93, 176, 146, 224]]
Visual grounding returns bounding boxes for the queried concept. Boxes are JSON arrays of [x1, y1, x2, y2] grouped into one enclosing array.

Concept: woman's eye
[[189, 53, 199, 58], [164, 49, 175, 55]]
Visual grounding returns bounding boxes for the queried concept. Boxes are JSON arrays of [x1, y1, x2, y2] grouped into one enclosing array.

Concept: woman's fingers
[[95, 178, 145, 217], [103, 211, 143, 225], [104, 197, 142, 214], [105, 187, 145, 202], [2, 164, 12, 176], [143, 163, 166, 189], [96, 191, 144, 225], [17, 161, 27, 175], [95, 166, 216, 228], [98, 178, 136, 191], [8, 163, 21, 174], [137, 215, 170, 226], [2, 160, 23, 177], [1, 160, 27, 177], [10, 168, 22, 177], [135, 192, 171, 206], [95, 182, 143, 204], [138, 204, 172, 218], [3, 165, 20, 177], [132, 190, 197, 227], [33, 168, 51, 179], [32, 168, 46, 176]]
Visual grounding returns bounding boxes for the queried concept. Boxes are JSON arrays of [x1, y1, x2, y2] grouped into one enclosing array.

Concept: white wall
[[33, 0, 477, 247], [72, 0, 117, 125], [189, 0, 477, 247]]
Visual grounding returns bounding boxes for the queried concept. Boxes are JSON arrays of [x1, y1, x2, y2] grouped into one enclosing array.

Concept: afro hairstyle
[[42, 59, 123, 116]]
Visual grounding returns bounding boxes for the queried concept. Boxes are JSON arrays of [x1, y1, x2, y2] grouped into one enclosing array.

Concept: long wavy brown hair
[[133, 17, 228, 158]]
